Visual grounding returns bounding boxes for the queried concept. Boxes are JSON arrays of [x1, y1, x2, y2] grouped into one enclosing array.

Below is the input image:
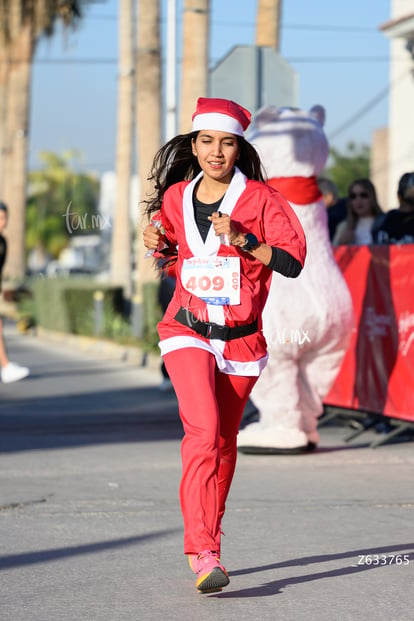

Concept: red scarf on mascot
[[267, 176, 322, 205]]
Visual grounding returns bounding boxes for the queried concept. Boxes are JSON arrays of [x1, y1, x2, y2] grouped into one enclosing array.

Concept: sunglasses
[[350, 191, 369, 199]]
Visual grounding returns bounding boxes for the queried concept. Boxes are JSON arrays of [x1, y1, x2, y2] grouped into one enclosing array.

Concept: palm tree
[[135, 0, 162, 308], [179, 0, 210, 133], [256, 0, 282, 50], [26, 150, 99, 266], [0, 42, 9, 194], [0, 1, 82, 282], [111, 0, 134, 299]]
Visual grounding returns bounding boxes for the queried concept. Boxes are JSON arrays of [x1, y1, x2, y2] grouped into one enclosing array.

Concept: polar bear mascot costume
[[237, 105, 354, 454]]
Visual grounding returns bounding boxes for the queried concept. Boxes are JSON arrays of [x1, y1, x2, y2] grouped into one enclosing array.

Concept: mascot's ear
[[252, 105, 280, 128], [309, 105, 326, 127]]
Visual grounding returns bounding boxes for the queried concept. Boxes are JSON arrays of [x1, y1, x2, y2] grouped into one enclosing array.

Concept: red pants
[[163, 348, 257, 555]]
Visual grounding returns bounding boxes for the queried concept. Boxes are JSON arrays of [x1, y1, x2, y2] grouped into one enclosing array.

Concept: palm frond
[[0, 0, 85, 47]]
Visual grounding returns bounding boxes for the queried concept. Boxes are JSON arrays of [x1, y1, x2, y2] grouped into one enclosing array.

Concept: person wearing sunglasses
[[332, 178, 383, 246], [372, 172, 414, 244]]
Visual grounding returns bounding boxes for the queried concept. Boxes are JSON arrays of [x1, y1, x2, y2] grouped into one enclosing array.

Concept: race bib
[[181, 256, 240, 305]]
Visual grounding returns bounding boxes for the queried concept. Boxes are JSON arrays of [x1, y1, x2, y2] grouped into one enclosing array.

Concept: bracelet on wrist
[[241, 233, 259, 252], [230, 232, 260, 252]]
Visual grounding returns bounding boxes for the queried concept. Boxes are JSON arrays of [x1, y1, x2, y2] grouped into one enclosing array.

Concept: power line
[[282, 23, 376, 32], [86, 14, 379, 33], [328, 87, 390, 141], [32, 57, 117, 64], [82, 14, 118, 19], [285, 56, 390, 63], [328, 68, 411, 140], [30, 55, 395, 65]]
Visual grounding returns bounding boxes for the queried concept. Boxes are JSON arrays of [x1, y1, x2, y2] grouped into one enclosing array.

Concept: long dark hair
[[143, 132, 266, 218], [346, 178, 382, 229]]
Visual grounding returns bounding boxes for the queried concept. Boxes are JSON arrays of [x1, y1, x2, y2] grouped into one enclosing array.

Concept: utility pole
[[134, 0, 162, 336], [179, 0, 210, 134], [111, 0, 134, 299], [256, 0, 282, 50], [165, 0, 177, 141]]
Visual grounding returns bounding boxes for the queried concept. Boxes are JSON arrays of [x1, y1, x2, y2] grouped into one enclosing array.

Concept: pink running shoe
[[188, 550, 230, 593]]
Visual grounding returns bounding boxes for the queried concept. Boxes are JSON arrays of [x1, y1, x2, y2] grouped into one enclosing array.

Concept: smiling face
[[192, 130, 239, 185]]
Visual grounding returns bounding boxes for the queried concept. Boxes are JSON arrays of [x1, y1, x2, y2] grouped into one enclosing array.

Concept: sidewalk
[[0, 324, 413, 621]]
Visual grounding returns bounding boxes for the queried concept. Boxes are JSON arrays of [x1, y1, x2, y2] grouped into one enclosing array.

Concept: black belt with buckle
[[174, 307, 258, 341]]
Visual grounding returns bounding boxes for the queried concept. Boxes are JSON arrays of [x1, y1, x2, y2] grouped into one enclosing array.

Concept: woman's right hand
[[143, 224, 161, 250]]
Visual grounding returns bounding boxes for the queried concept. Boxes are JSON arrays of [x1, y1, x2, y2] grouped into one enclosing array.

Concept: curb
[[35, 326, 162, 373]]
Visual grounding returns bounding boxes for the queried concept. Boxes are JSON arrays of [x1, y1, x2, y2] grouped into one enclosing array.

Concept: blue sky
[[30, 0, 391, 173]]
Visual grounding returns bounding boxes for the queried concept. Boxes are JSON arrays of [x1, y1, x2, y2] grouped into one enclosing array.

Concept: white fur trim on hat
[[192, 112, 244, 136]]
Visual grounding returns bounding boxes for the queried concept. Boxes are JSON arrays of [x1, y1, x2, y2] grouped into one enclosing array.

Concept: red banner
[[324, 245, 414, 422]]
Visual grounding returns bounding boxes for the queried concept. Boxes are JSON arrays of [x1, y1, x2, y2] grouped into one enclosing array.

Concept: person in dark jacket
[[317, 176, 347, 241], [372, 172, 414, 244], [0, 202, 30, 383]]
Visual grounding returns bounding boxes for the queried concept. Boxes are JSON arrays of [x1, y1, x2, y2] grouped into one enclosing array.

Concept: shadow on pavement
[[0, 384, 182, 453], [0, 529, 181, 570], [213, 542, 414, 598]]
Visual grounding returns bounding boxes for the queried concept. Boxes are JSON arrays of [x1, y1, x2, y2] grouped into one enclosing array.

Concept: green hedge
[[30, 277, 163, 348], [64, 286, 124, 336], [31, 277, 123, 335]]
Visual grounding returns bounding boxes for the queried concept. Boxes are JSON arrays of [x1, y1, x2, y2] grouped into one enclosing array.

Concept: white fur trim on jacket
[[159, 335, 268, 377]]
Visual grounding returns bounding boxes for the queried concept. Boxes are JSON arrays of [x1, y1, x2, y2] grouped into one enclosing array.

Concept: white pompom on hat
[[192, 97, 251, 136]]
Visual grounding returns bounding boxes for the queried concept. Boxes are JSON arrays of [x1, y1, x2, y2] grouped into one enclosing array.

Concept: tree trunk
[[135, 0, 162, 301], [0, 49, 10, 196], [111, 0, 134, 299], [256, 0, 282, 50], [2, 24, 33, 282], [179, 0, 210, 133]]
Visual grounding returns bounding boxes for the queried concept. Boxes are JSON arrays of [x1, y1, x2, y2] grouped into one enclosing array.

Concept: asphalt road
[[0, 323, 413, 621]]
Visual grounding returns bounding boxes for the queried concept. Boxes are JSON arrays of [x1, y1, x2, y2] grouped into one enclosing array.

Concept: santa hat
[[192, 97, 251, 136]]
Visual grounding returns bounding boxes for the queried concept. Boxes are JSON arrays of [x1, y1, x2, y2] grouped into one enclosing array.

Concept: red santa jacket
[[157, 168, 306, 376]]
